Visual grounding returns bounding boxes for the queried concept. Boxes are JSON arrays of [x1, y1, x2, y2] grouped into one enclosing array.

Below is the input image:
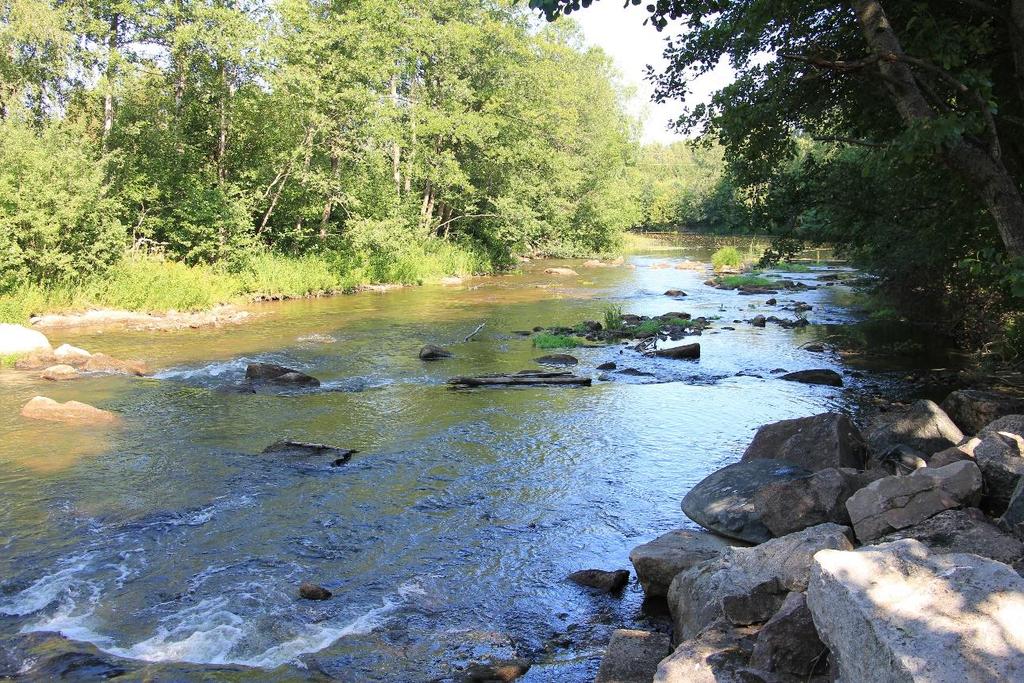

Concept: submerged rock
[[0, 323, 51, 356], [419, 344, 453, 360], [844, 461, 983, 542], [534, 353, 578, 366], [40, 364, 80, 381], [567, 568, 630, 593], [543, 267, 578, 276], [460, 658, 530, 682], [298, 582, 332, 600], [779, 369, 843, 387], [596, 629, 671, 683], [741, 412, 867, 472], [629, 529, 738, 599], [682, 459, 813, 543], [262, 441, 356, 466], [83, 352, 148, 376], [808, 539, 1024, 683], [245, 362, 320, 387], [20, 396, 117, 425]]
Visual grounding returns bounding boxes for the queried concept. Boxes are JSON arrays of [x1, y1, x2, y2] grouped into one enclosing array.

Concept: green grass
[[771, 261, 811, 272], [717, 274, 776, 288], [665, 317, 694, 327], [603, 304, 624, 331], [636, 320, 662, 334], [0, 240, 498, 324], [532, 333, 583, 349], [711, 246, 744, 271]]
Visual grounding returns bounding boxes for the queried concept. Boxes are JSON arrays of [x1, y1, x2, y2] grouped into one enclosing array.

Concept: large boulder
[[808, 539, 1024, 683], [653, 619, 760, 683], [245, 362, 319, 387], [741, 413, 867, 472], [629, 529, 738, 600], [980, 414, 1024, 438], [682, 460, 813, 543], [749, 592, 828, 677], [779, 369, 843, 387], [667, 523, 853, 642], [1000, 477, 1024, 536], [844, 461, 983, 543], [941, 389, 1024, 435], [652, 343, 700, 360], [972, 429, 1024, 515], [0, 324, 51, 357], [20, 396, 117, 425], [596, 630, 672, 683], [873, 508, 1024, 565], [752, 467, 885, 537], [863, 400, 963, 458]]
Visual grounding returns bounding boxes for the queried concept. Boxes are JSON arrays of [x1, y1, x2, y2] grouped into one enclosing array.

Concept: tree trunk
[[103, 13, 119, 142], [853, 0, 1024, 257], [390, 75, 402, 195], [320, 152, 340, 240]]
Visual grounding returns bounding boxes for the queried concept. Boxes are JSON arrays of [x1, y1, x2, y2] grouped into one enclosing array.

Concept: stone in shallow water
[[419, 344, 453, 360], [245, 362, 319, 387], [779, 369, 843, 386], [567, 568, 630, 593], [682, 459, 813, 543], [808, 539, 1024, 683], [596, 629, 671, 683], [629, 529, 738, 599], [298, 582, 331, 600], [534, 353, 578, 366]]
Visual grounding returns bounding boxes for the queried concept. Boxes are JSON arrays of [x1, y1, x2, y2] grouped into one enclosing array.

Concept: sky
[[572, 1, 733, 145]]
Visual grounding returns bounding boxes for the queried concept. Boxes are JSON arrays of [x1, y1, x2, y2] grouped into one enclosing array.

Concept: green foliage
[[603, 304, 624, 331], [711, 246, 743, 271], [771, 261, 810, 273], [0, 0, 642, 314], [717, 274, 774, 288], [665, 317, 693, 327], [532, 333, 582, 349], [0, 113, 124, 291], [635, 320, 662, 334]]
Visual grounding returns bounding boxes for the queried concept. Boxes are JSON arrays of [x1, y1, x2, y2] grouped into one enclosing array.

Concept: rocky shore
[[592, 390, 1024, 682]]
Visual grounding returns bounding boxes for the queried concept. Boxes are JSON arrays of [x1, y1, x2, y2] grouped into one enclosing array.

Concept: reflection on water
[[1, 242, 885, 680]]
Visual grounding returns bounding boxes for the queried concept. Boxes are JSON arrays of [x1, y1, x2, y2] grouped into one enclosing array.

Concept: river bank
[[1, 242, 1002, 680]]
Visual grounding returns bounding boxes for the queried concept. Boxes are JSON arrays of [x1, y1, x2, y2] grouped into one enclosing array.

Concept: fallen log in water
[[448, 370, 592, 388]]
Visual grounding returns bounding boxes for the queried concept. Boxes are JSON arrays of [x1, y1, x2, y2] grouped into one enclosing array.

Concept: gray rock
[[749, 592, 828, 677], [980, 414, 1024, 438], [876, 443, 928, 475], [752, 467, 885, 537], [928, 445, 973, 468], [534, 353, 579, 366], [567, 568, 629, 593], [808, 539, 1024, 683], [419, 344, 453, 360], [779, 369, 843, 386], [973, 430, 1024, 515], [652, 343, 700, 360], [653, 618, 760, 683], [1000, 476, 1024, 535], [751, 315, 766, 327], [460, 659, 530, 682], [596, 629, 672, 683], [863, 400, 963, 457], [596, 361, 617, 370], [741, 413, 867, 472], [844, 461, 983, 542], [682, 460, 813, 543], [874, 508, 1024, 565], [667, 523, 853, 642], [629, 529, 738, 599], [262, 441, 356, 466], [940, 389, 1024, 435], [246, 362, 320, 387]]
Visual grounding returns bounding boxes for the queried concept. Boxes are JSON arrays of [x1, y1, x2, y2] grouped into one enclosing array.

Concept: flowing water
[[0, 238, 918, 680]]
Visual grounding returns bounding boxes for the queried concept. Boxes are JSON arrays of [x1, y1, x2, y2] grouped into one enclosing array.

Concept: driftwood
[[448, 370, 592, 388], [464, 321, 486, 342]]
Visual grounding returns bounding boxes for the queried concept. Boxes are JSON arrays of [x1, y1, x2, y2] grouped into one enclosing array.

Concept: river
[[0, 236, 913, 680]]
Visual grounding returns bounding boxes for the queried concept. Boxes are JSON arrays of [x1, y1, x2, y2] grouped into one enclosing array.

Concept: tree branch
[[780, 52, 882, 72], [812, 136, 888, 148]]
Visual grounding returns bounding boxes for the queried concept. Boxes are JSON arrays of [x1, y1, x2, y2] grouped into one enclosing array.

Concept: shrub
[[603, 304, 624, 331], [711, 246, 743, 271], [532, 333, 582, 349]]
